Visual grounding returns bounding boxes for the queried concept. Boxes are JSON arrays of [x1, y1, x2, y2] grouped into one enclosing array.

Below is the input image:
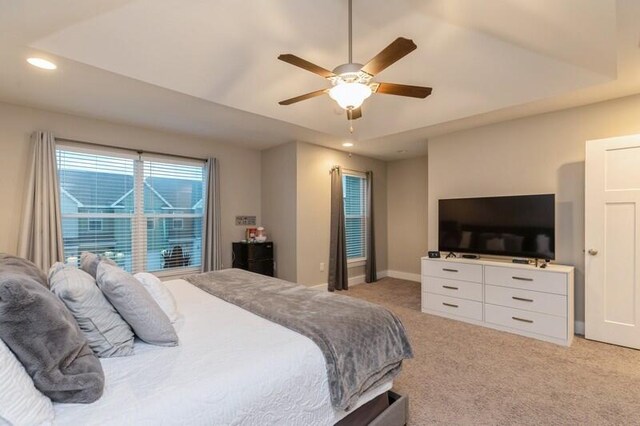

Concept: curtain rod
[[55, 137, 207, 162], [330, 165, 368, 175]]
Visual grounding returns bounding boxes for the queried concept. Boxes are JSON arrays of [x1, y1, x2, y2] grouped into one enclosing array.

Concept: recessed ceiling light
[[342, 142, 354, 147], [27, 57, 57, 70]]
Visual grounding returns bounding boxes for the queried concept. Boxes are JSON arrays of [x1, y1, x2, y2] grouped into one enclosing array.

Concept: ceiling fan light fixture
[[328, 82, 372, 110]]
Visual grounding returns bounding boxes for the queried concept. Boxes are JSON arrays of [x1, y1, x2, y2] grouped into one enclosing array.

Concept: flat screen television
[[438, 194, 555, 259]]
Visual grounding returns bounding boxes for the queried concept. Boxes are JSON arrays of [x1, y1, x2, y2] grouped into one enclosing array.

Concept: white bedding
[[53, 279, 392, 425]]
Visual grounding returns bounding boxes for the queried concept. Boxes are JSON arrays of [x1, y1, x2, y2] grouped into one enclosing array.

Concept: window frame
[[172, 218, 184, 230], [342, 170, 368, 265], [87, 218, 103, 232], [56, 143, 206, 275]]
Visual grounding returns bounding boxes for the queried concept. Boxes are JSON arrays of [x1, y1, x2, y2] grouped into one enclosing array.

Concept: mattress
[[53, 279, 392, 425]]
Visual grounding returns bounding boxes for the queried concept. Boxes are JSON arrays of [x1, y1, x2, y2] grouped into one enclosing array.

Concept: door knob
[[588, 249, 598, 256]]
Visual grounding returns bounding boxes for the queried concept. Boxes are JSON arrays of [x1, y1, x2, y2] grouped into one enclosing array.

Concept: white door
[[586, 134, 640, 349]]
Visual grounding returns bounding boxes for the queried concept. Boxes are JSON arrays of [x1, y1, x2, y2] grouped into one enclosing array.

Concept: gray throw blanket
[[185, 269, 413, 410]]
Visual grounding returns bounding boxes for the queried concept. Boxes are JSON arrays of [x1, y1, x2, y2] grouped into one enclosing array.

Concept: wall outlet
[[320, 262, 325, 272]]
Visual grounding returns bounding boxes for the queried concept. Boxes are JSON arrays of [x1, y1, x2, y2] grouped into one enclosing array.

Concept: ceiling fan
[[277, 0, 432, 129]]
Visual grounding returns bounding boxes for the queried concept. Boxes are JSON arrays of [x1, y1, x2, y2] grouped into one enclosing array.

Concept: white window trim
[[342, 170, 368, 264], [153, 266, 202, 279]]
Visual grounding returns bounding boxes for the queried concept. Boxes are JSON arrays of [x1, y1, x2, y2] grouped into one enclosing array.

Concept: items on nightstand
[[427, 251, 440, 259], [255, 227, 267, 242]]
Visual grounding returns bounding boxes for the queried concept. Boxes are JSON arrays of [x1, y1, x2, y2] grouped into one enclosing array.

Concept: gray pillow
[[0, 271, 104, 403], [96, 263, 178, 347], [79, 252, 116, 278], [49, 263, 135, 358], [0, 253, 48, 289]]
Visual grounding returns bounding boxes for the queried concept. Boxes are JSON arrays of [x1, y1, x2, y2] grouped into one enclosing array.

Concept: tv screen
[[438, 194, 555, 259]]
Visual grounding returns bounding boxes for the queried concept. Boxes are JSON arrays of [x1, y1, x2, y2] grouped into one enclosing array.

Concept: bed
[[52, 277, 404, 425]]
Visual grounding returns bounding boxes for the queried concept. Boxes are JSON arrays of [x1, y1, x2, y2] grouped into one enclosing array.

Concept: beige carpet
[[346, 278, 640, 425]]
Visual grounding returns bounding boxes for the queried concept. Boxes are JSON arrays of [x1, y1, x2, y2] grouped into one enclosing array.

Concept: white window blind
[[56, 147, 206, 274], [343, 173, 367, 261]]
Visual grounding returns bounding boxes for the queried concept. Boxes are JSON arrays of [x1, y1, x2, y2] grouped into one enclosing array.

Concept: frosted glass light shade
[[328, 82, 372, 110]]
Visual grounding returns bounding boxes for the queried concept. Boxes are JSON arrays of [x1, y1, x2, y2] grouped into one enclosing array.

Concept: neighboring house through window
[[343, 171, 367, 263], [56, 146, 206, 274], [87, 219, 103, 231]]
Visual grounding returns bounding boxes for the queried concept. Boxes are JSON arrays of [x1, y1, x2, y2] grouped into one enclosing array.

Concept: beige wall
[[427, 93, 640, 323], [0, 101, 261, 269], [296, 142, 388, 286], [261, 142, 297, 281], [387, 155, 428, 276]]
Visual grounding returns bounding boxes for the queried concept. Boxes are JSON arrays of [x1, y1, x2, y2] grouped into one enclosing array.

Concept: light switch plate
[[235, 215, 257, 226]]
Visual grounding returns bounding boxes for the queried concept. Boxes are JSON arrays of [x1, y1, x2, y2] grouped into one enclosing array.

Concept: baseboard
[[574, 320, 585, 336], [311, 270, 389, 290], [386, 270, 421, 282]]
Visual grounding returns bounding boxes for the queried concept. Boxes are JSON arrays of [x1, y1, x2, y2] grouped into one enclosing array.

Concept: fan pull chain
[[349, 116, 354, 133]]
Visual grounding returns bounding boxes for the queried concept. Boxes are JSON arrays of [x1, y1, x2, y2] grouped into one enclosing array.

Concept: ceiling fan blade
[[278, 54, 336, 78], [347, 107, 362, 120], [279, 89, 327, 105], [374, 82, 432, 98], [360, 37, 417, 76]]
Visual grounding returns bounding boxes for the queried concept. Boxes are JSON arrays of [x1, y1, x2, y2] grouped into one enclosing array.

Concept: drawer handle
[[442, 302, 459, 308], [442, 268, 458, 273], [442, 285, 459, 290], [512, 296, 534, 303], [512, 316, 533, 323], [512, 276, 533, 282]]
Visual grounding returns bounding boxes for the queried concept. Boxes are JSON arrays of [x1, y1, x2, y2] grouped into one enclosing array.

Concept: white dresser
[[421, 257, 574, 346]]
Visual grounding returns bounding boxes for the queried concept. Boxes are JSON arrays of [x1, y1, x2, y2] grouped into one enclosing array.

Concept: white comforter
[[53, 279, 391, 425]]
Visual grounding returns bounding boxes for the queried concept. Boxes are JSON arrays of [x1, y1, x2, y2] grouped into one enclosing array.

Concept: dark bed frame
[[336, 391, 408, 426]]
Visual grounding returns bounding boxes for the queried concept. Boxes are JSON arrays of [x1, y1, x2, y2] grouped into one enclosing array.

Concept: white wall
[[427, 93, 640, 323], [0, 101, 261, 269], [261, 142, 297, 281], [387, 155, 428, 277]]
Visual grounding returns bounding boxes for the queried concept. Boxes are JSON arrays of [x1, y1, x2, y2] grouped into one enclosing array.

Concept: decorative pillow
[[0, 253, 48, 289], [79, 252, 116, 278], [134, 272, 180, 323], [0, 272, 105, 403], [0, 339, 54, 426], [49, 263, 135, 358], [96, 263, 178, 346]]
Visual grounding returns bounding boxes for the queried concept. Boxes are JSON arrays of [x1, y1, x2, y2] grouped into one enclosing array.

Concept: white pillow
[[134, 273, 179, 323], [0, 339, 54, 426]]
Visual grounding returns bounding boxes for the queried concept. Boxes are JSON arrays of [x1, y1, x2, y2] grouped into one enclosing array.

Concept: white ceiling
[[1, 0, 639, 160]]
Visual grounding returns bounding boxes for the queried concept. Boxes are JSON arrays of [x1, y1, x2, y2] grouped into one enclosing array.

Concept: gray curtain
[[18, 131, 64, 270], [328, 166, 348, 291], [365, 171, 377, 283], [202, 157, 222, 271]]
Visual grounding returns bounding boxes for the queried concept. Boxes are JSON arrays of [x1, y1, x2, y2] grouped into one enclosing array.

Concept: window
[[87, 219, 103, 231], [56, 147, 206, 274], [343, 172, 367, 262]]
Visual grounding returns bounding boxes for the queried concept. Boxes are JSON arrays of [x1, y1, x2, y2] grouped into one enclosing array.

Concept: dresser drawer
[[423, 293, 483, 321], [484, 266, 567, 295], [485, 285, 566, 317], [422, 260, 483, 283], [423, 277, 483, 302], [485, 304, 566, 340]]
